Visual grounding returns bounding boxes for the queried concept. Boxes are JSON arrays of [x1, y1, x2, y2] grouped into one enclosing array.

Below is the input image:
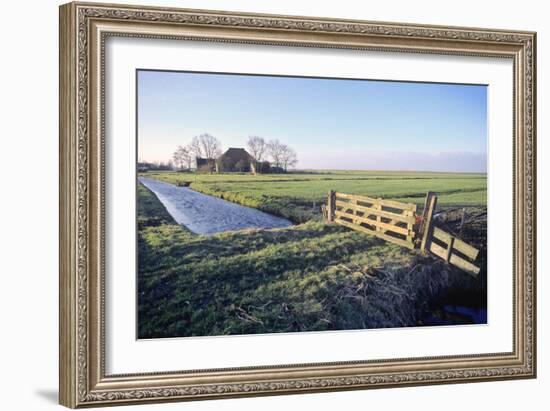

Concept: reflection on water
[[422, 305, 487, 326]]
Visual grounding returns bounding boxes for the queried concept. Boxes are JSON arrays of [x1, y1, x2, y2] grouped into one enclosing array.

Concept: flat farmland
[[137, 170, 487, 338], [142, 170, 487, 223]]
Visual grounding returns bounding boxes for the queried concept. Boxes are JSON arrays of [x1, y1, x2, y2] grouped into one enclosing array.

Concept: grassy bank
[[137, 183, 484, 338]]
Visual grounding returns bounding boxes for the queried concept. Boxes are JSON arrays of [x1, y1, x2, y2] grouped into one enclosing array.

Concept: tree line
[[172, 133, 298, 172]]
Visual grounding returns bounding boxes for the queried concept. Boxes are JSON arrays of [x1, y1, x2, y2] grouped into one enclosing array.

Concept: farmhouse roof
[[220, 147, 253, 161], [219, 147, 254, 162]]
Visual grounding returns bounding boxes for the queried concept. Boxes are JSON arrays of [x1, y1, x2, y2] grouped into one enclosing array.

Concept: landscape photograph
[[136, 69, 488, 339]]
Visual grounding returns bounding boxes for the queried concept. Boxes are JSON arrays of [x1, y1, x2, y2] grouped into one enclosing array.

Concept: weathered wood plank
[[429, 241, 447, 260], [433, 227, 479, 260], [452, 237, 480, 260], [351, 198, 360, 226], [406, 209, 415, 241], [336, 202, 414, 225], [335, 192, 377, 204], [432, 226, 453, 243], [449, 253, 480, 276], [429, 242, 480, 276], [335, 200, 415, 224], [334, 210, 413, 236], [381, 218, 405, 235], [377, 197, 417, 212], [335, 218, 415, 249], [375, 200, 382, 232], [335, 192, 415, 211]]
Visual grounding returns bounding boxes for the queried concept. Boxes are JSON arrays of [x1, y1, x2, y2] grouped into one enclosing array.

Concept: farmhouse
[[195, 147, 272, 173], [217, 148, 255, 172]]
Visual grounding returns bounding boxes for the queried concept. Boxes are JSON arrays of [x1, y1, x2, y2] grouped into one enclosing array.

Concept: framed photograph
[[59, 2, 537, 408]]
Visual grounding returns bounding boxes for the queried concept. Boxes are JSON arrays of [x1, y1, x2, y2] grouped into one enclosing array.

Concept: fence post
[[420, 191, 437, 253], [327, 190, 336, 222]]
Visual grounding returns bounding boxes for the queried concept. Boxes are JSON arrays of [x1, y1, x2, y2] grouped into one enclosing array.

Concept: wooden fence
[[327, 191, 417, 249], [325, 190, 481, 276], [425, 227, 480, 276]]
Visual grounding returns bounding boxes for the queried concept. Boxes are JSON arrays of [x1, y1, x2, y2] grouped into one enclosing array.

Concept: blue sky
[[137, 70, 487, 172]]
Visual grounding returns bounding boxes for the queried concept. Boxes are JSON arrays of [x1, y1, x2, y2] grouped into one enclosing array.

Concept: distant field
[[142, 170, 487, 223]]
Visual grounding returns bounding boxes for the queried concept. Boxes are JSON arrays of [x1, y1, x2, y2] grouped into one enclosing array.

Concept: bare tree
[[196, 133, 222, 159], [181, 145, 193, 170], [280, 144, 298, 172], [267, 139, 284, 169], [172, 146, 186, 170], [189, 136, 204, 158], [246, 136, 267, 162], [187, 133, 222, 170]]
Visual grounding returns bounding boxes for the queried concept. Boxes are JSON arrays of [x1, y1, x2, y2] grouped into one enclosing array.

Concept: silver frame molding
[[59, 2, 536, 408]]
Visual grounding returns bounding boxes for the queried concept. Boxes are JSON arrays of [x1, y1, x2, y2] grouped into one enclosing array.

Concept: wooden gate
[[327, 191, 417, 249], [325, 190, 481, 276]]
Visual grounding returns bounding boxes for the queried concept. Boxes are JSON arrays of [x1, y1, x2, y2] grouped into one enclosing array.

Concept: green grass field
[[137, 170, 487, 338], [142, 170, 487, 223]]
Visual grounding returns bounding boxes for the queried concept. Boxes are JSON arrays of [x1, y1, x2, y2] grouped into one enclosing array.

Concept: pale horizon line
[[137, 162, 487, 175]]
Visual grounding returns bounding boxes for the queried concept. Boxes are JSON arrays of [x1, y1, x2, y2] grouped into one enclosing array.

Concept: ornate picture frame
[[59, 1, 536, 408]]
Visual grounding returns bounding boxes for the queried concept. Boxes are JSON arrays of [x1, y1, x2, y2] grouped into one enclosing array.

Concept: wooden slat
[[334, 210, 413, 236], [429, 241, 447, 260], [433, 227, 479, 260], [375, 200, 382, 232], [377, 198, 417, 212], [381, 218, 406, 235], [406, 212, 414, 243], [335, 218, 415, 249], [429, 242, 480, 277], [335, 200, 415, 224], [452, 237, 480, 260], [432, 226, 453, 243], [351, 198, 360, 226], [335, 192, 415, 212], [336, 192, 377, 204], [449, 253, 481, 276]]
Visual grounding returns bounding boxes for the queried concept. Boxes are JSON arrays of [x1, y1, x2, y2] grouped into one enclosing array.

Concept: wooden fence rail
[[325, 190, 481, 276], [428, 227, 480, 276], [328, 190, 417, 249]]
